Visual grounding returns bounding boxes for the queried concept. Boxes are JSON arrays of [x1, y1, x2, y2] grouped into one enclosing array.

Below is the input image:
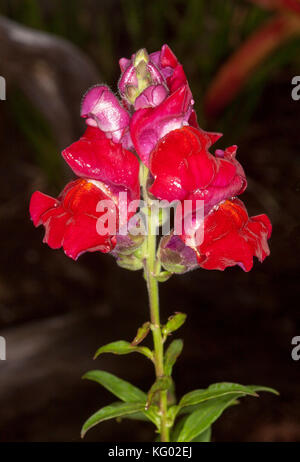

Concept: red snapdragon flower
[[179, 198, 272, 272], [30, 125, 140, 260], [149, 126, 246, 214], [62, 126, 140, 201], [30, 179, 119, 260]]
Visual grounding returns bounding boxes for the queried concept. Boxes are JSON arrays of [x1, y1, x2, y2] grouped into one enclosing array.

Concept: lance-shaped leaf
[[162, 313, 187, 337], [81, 401, 145, 438], [179, 382, 259, 409], [94, 340, 154, 361], [164, 339, 184, 376], [192, 426, 211, 442], [83, 370, 147, 403], [176, 384, 278, 441], [82, 371, 161, 428], [177, 394, 243, 442], [171, 415, 212, 442], [173, 382, 278, 422], [146, 376, 173, 409], [131, 322, 151, 346], [246, 385, 279, 396]]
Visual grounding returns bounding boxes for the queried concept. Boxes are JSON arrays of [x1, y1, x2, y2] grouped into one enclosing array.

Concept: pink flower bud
[[81, 85, 131, 147]]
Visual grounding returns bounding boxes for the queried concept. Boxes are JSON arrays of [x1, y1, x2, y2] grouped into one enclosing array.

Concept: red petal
[[30, 191, 59, 226], [191, 199, 272, 271], [62, 127, 140, 200], [29, 179, 125, 259], [160, 44, 178, 68], [62, 214, 114, 260]]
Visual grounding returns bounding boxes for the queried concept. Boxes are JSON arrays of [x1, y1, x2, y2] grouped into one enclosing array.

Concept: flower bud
[[119, 48, 165, 106], [81, 85, 131, 146]]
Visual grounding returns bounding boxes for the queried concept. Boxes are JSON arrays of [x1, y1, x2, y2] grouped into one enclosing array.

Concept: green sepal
[[116, 253, 144, 271], [155, 271, 172, 283]]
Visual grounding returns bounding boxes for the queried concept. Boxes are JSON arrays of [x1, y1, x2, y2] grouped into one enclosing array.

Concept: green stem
[[142, 167, 169, 442]]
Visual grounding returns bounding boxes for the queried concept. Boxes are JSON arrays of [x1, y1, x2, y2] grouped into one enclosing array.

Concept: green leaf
[[162, 313, 187, 337], [192, 426, 211, 442], [171, 415, 188, 441], [94, 340, 154, 361], [82, 371, 161, 428], [176, 383, 279, 442], [164, 339, 184, 376], [123, 406, 161, 429], [82, 370, 147, 403], [177, 394, 242, 442], [81, 402, 145, 438], [179, 382, 258, 409], [146, 376, 172, 409], [171, 415, 212, 441], [131, 322, 151, 346], [247, 385, 279, 396]]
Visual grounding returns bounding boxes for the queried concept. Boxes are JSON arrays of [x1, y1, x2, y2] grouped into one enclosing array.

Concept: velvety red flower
[[149, 126, 246, 214], [179, 198, 272, 272], [62, 126, 140, 201], [30, 124, 140, 260], [30, 179, 121, 260], [130, 85, 194, 166]]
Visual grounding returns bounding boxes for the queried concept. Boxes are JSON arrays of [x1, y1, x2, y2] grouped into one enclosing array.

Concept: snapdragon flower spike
[[179, 198, 272, 272], [130, 84, 194, 166], [149, 126, 246, 214], [30, 179, 125, 260], [81, 85, 132, 149], [62, 126, 140, 201]]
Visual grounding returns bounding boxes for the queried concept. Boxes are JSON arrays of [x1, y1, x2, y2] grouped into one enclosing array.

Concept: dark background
[[0, 0, 299, 442]]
